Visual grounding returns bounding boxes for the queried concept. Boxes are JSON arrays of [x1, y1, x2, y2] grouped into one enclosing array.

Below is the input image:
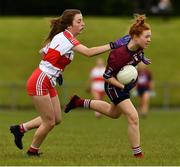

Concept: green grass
[[1, 109, 180, 165], [0, 17, 180, 165]]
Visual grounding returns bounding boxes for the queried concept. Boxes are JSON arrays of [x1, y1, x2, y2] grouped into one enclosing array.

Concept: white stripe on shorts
[[36, 72, 46, 96]]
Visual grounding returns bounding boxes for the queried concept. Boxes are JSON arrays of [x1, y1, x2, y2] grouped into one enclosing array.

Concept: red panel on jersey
[[43, 48, 61, 63], [63, 31, 80, 46], [43, 48, 71, 71], [57, 56, 71, 71]]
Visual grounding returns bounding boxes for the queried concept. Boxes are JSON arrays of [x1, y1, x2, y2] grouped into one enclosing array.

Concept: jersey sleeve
[[49, 31, 80, 56], [63, 31, 80, 46], [103, 66, 114, 79]]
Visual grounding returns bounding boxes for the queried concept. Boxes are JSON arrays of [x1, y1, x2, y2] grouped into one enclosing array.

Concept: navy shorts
[[104, 82, 130, 105], [137, 87, 150, 97]]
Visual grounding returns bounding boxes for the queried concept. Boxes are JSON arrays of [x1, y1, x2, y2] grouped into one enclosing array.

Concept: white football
[[116, 65, 138, 84]]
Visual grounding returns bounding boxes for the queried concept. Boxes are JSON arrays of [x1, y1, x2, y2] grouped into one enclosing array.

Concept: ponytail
[[44, 17, 64, 45], [133, 14, 146, 27], [129, 14, 150, 38], [43, 9, 81, 45]]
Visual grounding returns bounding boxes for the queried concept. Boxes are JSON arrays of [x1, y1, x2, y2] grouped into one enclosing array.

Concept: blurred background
[[0, 0, 180, 110], [0, 0, 178, 16]]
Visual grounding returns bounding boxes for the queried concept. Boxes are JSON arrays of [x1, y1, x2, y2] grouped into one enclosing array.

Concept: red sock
[[75, 98, 91, 109], [132, 146, 144, 158], [75, 98, 84, 107], [19, 124, 25, 133], [83, 99, 91, 108], [28, 146, 39, 153]]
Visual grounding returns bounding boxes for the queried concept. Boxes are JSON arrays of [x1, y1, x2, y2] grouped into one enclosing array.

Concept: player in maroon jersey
[[136, 62, 153, 118], [64, 14, 152, 158], [9, 9, 129, 156]]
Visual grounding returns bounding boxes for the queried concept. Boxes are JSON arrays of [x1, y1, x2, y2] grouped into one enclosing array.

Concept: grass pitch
[[0, 109, 180, 165]]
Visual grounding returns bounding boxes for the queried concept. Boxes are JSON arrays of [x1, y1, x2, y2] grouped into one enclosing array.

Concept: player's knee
[[48, 121, 56, 129], [54, 109, 62, 125], [128, 112, 139, 125], [45, 118, 56, 130]]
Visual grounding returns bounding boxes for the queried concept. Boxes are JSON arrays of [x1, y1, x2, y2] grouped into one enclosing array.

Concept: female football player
[[10, 9, 128, 156], [64, 14, 152, 158]]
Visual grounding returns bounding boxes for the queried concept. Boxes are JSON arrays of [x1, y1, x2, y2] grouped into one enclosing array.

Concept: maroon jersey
[[103, 45, 142, 79], [137, 69, 152, 89]]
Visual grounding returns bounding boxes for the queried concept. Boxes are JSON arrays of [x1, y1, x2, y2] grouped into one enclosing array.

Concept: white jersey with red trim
[[39, 30, 80, 86], [90, 67, 105, 91]]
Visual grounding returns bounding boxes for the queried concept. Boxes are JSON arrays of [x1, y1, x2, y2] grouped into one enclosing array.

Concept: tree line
[[0, 0, 178, 16]]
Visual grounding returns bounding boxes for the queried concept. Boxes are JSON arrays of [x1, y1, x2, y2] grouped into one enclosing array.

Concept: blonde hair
[[129, 14, 151, 38]]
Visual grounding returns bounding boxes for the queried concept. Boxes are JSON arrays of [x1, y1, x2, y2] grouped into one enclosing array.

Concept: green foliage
[[1, 109, 180, 165]]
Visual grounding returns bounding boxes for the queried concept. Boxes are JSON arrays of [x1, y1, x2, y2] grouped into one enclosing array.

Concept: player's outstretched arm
[[73, 44, 111, 57], [73, 35, 131, 57]]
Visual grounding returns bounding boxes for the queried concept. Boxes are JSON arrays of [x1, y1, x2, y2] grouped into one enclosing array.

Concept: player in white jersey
[[89, 58, 106, 118], [9, 9, 126, 156]]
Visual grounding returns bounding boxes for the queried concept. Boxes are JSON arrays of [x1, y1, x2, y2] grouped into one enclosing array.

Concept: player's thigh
[[32, 95, 55, 122], [117, 99, 138, 119], [109, 103, 122, 118], [51, 95, 62, 124]]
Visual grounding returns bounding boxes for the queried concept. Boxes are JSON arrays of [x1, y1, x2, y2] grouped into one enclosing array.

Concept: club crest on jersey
[[132, 53, 139, 61], [127, 52, 141, 65]]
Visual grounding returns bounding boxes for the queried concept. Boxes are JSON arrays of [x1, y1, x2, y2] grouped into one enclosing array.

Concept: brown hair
[[129, 14, 151, 38], [44, 9, 81, 44]]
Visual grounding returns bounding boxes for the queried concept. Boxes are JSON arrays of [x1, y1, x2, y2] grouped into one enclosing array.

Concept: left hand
[[123, 79, 137, 92]]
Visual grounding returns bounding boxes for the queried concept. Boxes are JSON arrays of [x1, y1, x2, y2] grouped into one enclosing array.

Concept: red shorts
[[26, 68, 57, 97]]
